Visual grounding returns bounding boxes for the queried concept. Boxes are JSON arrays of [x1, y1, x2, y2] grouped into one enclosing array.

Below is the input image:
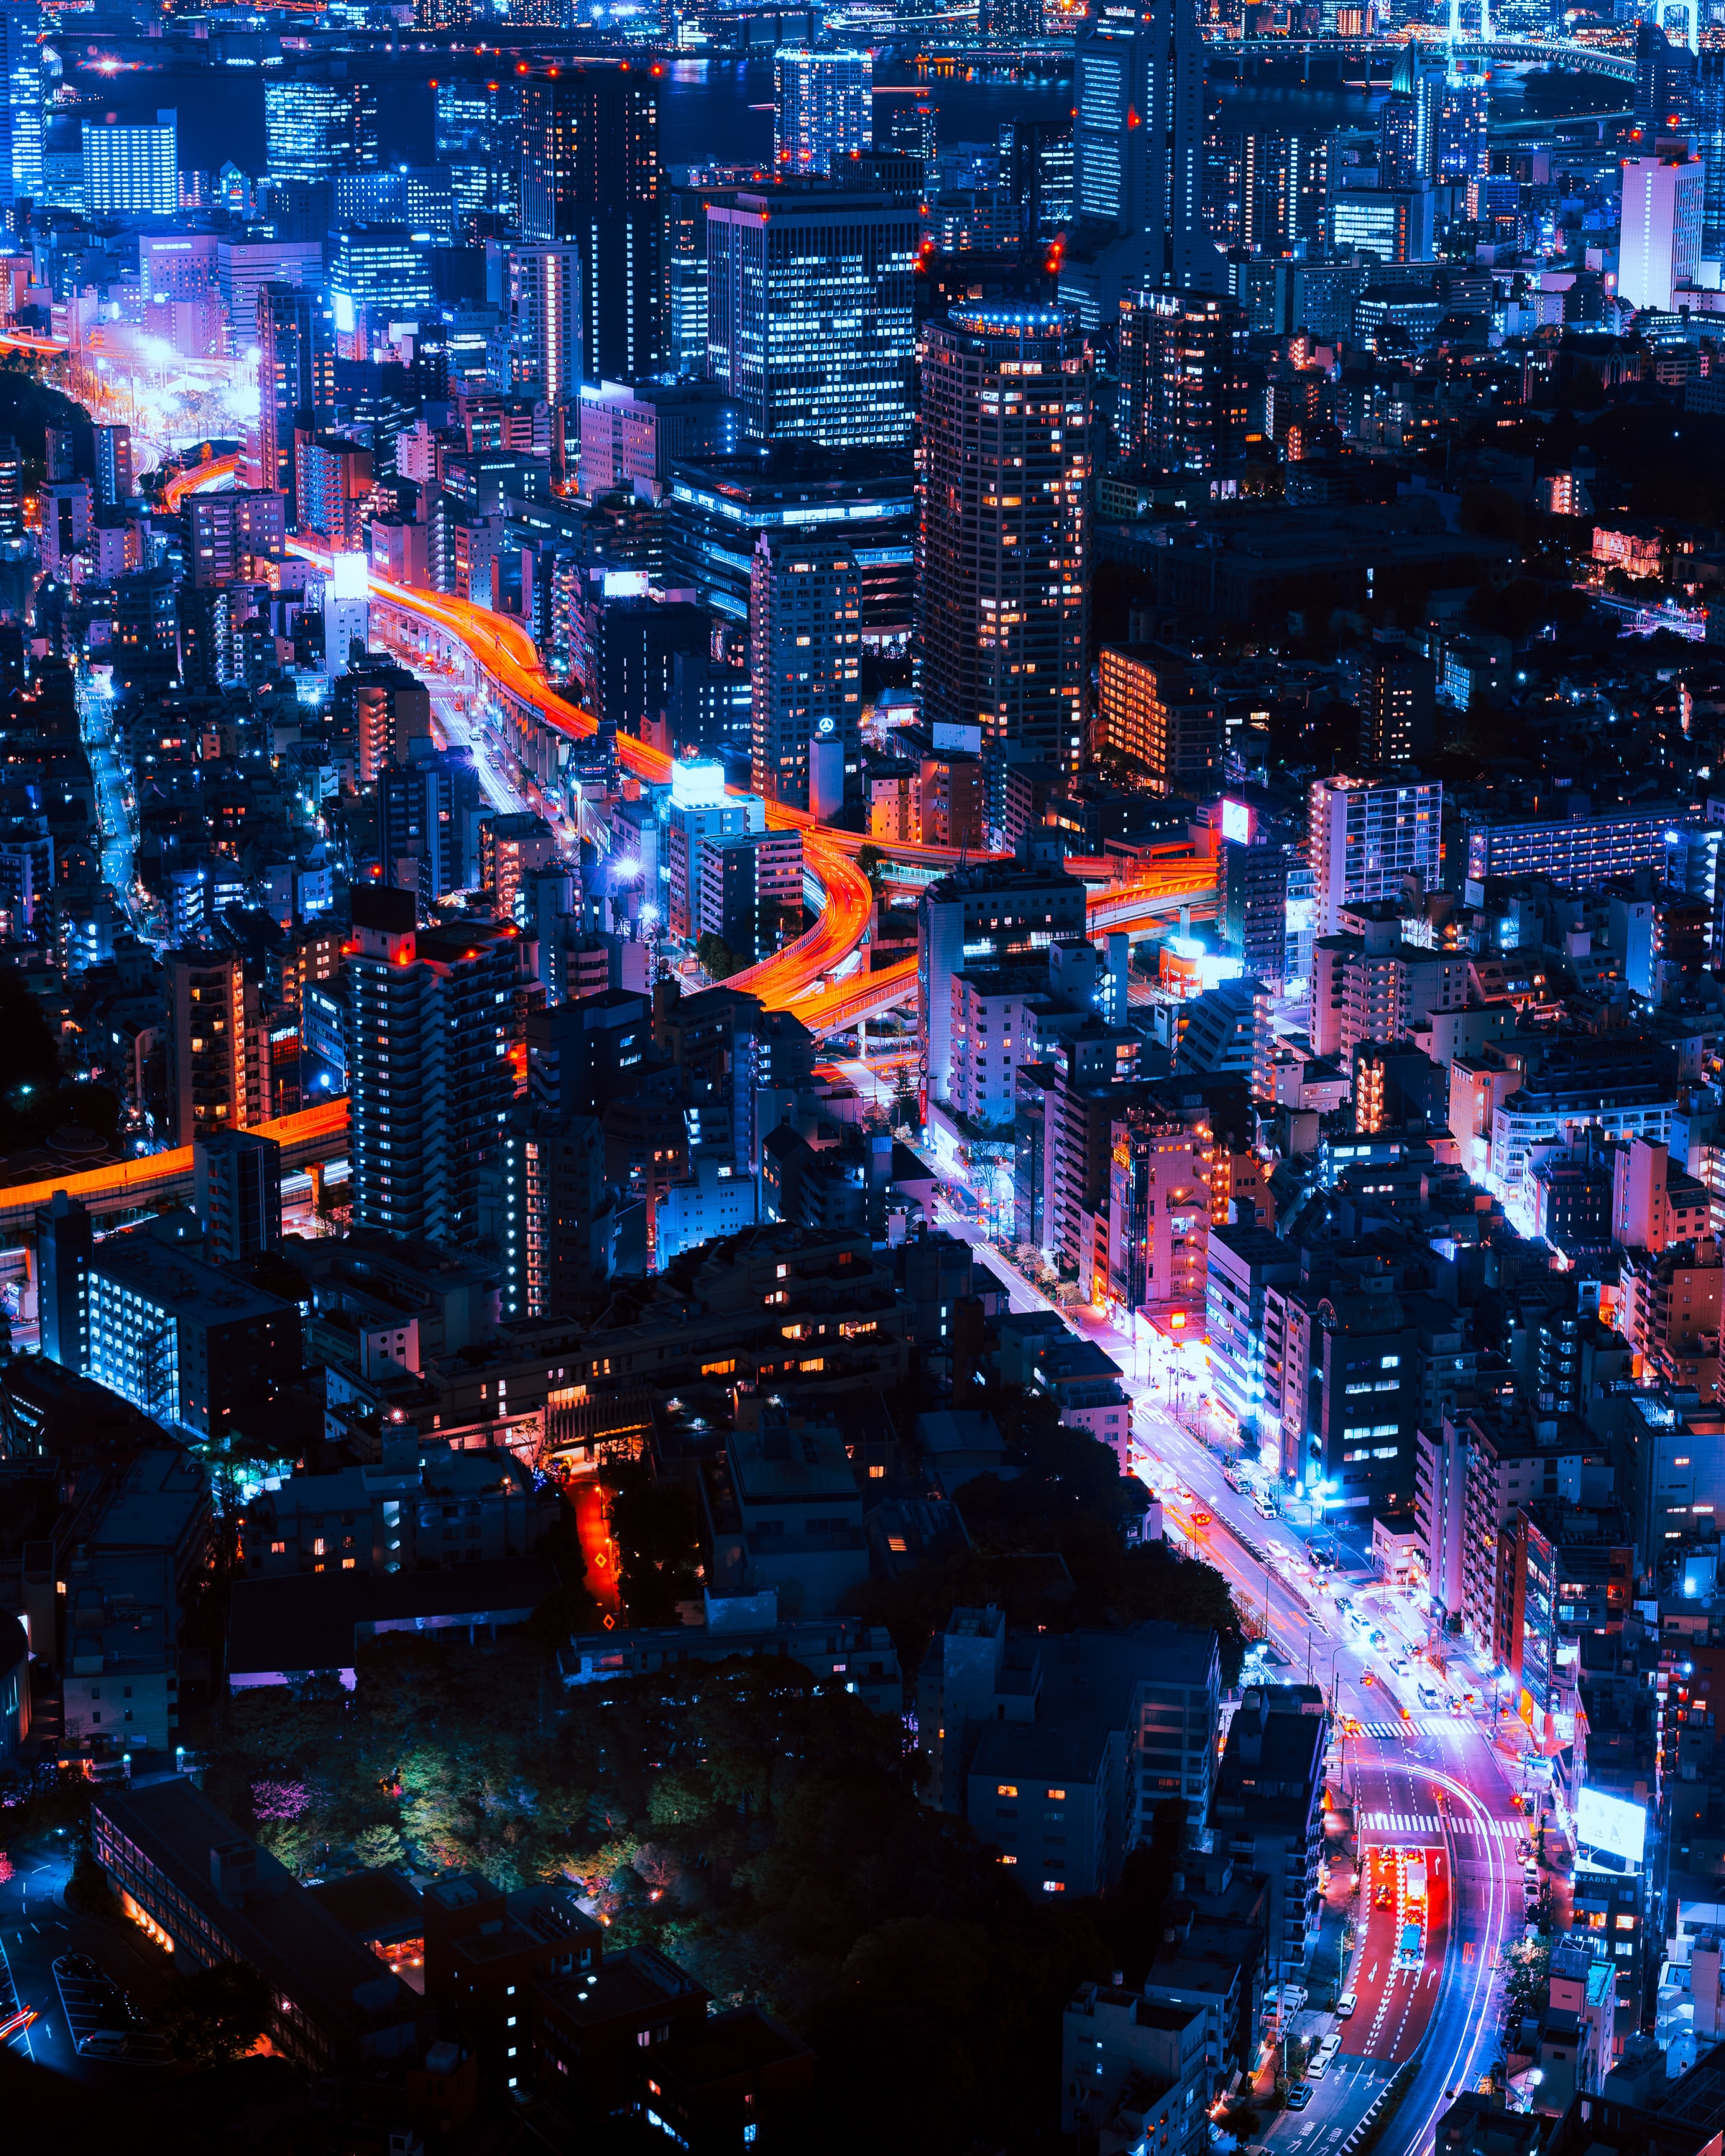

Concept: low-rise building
[[91, 1777, 420, 2070], [1061, 1983, 1210, 2152], [1208, 1685, 1327, 1983]]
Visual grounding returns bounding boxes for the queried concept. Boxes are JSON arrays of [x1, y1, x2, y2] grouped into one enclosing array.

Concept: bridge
[[1215, 31, 1637, 81]]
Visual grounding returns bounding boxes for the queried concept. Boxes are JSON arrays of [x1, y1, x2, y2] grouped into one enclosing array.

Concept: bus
[[1404, 1859, 1427, 1912]]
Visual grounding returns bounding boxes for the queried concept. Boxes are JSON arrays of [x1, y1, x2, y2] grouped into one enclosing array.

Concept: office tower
[[83, 109, 178, 219], [1067, 0, 1210, 314], [1619, 142, 1704, 312], [329, 226, 436, 341], [773, 47, 873, 175], [982, 0, 1041, 32], [264, 77, 380, 182], [1238, 128, 1328, 255], [663, 171, 716, 379], [1116, 288, 1245, 474], [917, 308, 1093, 811], [436, 75, 520, 224], [507, 244, 584, 402], [1327, 185, 1435, 265], [1700, 54, 1725, 279], [0, 434, 21, 538], [38, 1190, 91, 1373], [664, 760, 755, 942], [750, 530, 861, 814], [707, 189, 919, 450], [1095, 646, 1221, 796], [257, 283, 333, 525], [332, 167, 454, 237], [193, 1129, 283, 1263], [1434, 78, 1489, 185], [0, 1, 42, 218], [377, 747, 484, 902], [520, 66, 663, 383], [1635, 19, 1696, 132], [189, 489, 286, 588], [347, 886, 519, 1244], [1307, 774, 1443, 937], [294, 435, 373, 553], [918, 867, 1087, 1113], [1358, 641, 1437, 768], [666, 449, 914, 644], [91, 424, 131, 510], [165, 948, 268, 1146]]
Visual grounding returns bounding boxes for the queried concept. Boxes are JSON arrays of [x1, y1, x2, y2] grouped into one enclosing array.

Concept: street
[[0, 1839, 175, 2086], [945, 1222, 1530, 2150]]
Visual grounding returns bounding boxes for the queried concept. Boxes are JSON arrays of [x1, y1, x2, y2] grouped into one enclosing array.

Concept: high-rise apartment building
[[917, 308, 1093, 815], [0, 2, 43, 216], [257, 282, 334, 525], [1434, 78, 1489, 184], [1095, 646, 1221, 796], [1307, 775, 1443, 938], [507, 244, 584, 402], [773, 47, 873, 175], [1619, 140, 1704, 311], [294, 435, 373, 553], [1358, 641, 1437, 768], [1065, 0, 1210, 317], [750, 530, 861, 814], [1116, 288, 1244, 474], [520, 66, 662, 382], [83, 110, 178, 221], [264, 76, 380, 181], [707, 189, 918, 450], [190, 489, 287, 588], [346, 887, 520, 1244], [165, 948, 268, 1145], [336, 656, 432, 786], [193, 1129, 282, 1264]]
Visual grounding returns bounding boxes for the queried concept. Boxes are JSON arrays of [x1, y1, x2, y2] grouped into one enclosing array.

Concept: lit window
[[997, 1784, 1018, 1797]]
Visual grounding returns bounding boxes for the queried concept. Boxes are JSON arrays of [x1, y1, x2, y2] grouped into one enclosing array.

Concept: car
[[1375, 1886, 1393, 1909], [1308, 2053, 1331, 2080], [1336, 1993, 1357, 2019], [1285, 2083, 1315, 2110], [1361, 1671, 1375, 1686], [78, 2032, 129, 2059], [1191, 1510, 1212, 1526]]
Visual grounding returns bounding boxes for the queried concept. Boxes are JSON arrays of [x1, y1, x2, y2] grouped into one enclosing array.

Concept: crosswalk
[[1358, 1809, 1527, 1843], [1353, 1718, 1450, 1738]]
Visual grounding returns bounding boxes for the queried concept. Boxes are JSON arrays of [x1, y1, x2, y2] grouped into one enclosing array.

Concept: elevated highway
[[0, 1100, 349, 1245]]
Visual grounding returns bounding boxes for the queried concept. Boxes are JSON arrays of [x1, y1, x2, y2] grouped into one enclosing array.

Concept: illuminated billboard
[[1220, 798, 1251, 846], [1576, 1787, 1646, 1867]]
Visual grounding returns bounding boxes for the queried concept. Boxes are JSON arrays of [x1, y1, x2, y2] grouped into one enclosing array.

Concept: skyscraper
[[773, 47, 873, 175], [1619, 140, 1705, 312], [1699, 52, 1725, 278], [706, 189, 918, 448], [917, 308, 1093, 819], [83, 110, 178, 221], [520, 66, 663, 383], [257, 282, 334, 526], [1065, 0, 1213, 318], [507, 244, 584, 402], [0, 1, 43, 218], [346, 887, 520, 1244], [264, 76, 380, 182], [750, 530, 861, 814]]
